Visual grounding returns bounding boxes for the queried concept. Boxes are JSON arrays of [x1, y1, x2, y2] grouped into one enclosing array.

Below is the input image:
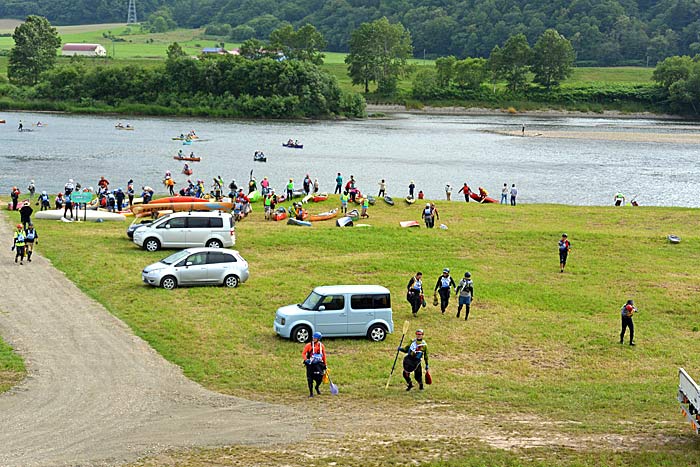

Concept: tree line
[[3, 0, 700, 66]]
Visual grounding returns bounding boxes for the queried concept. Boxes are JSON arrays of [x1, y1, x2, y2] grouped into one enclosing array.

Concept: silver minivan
[[133, 211, 235, 252], [142, 247, 249, 289], [274, 285, 394, 343]]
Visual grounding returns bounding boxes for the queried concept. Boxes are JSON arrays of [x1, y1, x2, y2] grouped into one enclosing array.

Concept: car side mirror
[[185, 261, 193, 266], [318, 306, 326, 311]]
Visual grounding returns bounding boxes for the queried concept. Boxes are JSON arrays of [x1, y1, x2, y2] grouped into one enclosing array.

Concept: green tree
[[435, 56, 456, 87], [345, 17, 413, 95], [269, 24, 327, 65], [8, 15, 61, 86], [166, 42, 187, 61], [454, 57, 488, 89], [240, 38, 268, 60], [531, 29, 575, 90], [652, 55, 695, 89], [489, 33, 531, 93]]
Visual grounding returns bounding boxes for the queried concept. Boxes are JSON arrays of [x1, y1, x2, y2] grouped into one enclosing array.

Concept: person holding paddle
[[398, 329, 429, 391], [302, 332, 327, 397]]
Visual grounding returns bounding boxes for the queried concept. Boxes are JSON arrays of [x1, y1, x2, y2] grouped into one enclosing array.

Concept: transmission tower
[[127, 0, 138, 24]]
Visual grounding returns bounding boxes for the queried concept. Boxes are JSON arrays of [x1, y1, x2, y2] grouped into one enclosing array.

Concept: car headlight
[[280, 317, 286, 325]]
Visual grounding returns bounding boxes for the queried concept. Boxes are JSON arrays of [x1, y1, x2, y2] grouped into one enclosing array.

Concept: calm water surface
[[1, 112, 699, 207]]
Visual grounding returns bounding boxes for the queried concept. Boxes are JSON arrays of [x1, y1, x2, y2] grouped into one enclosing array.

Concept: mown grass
[[7, 199, 700, 439], [0, 336, 25, 393]]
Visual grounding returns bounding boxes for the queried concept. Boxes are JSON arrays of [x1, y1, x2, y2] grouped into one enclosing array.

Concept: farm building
[[61, 43, 107, 57]]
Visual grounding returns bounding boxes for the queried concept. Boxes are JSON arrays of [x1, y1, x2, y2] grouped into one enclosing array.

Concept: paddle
[[385, 320, 411, 389], [326, 369, 339, 395]]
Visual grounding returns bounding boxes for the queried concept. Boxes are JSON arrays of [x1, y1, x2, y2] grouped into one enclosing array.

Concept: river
[[1, 111, 699, 207]]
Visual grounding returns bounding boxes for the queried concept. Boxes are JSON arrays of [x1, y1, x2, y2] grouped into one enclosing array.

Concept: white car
[[142, 247, 249, 289], [133, 211, 235, 252]]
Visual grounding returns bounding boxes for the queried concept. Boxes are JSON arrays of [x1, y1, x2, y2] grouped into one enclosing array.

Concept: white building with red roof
[[61, 43, 107, 57]]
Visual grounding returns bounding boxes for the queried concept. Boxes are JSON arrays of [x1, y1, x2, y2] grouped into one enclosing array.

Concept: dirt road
[[0, 216, 306, 467]]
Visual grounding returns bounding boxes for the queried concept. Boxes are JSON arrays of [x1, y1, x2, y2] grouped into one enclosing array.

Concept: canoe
[[309, 208, 338, 222], [400, 221, 420, 228], [115, 126, 134, 130], [6, 199, 29, 211], [405, 196, 416, 205], [36, 209, 126, 221], [273, 208, 288, 221], [367, 196, 376, 205], [131, 201, 232, 216], [173, 156, 201, 162], [172, 136, 199, 140], [282, 143, 304, 149], [0, 120, 5, 124], [312, 193, 328, 202], [384, 196, 394, 206], [336, 216, 353, 227], [469, 192, 498, 203], [287, 218, 311, 227], [248, 191, 262, 203], [151, 196, 207, 204], [254, 156, 267, 162], [668, 235, 681, 244], [348, 209, 360, 221]]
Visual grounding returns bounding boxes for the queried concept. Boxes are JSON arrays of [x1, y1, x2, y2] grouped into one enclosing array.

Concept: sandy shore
[[366, 104, 683, 120], [488, 129, 700, 144]]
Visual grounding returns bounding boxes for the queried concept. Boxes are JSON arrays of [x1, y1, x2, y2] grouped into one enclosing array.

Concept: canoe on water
[[173, 156, 201, 162], [287, 217, 311, 227], [469, 192, 498, 203], [115, 126, 135, 130], [282, 143, 304, 149], [131, 201, 233, 216], [182, 169, 193, 175], [309, 208, 338, 222], [384, 196, 394, 206], [36, 209, 126, 221]]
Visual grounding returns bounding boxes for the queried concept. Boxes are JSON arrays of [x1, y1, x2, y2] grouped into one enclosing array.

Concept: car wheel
[[144, 238, 160, 252], [291, 325, 311, 343], [206, 239, 223, 248], [223, 274, 239, 288], [367, 324, 387, 342], [160, 275, 177, 290]]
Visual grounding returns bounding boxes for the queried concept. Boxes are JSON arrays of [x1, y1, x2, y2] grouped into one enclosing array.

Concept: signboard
[[70, 192, 93, 204]]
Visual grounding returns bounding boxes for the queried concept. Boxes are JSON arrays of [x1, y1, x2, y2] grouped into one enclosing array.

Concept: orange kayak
[[308, 208, 338, 222]]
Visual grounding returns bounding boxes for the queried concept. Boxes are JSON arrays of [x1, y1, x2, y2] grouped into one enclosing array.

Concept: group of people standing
[[406, 269, 475, 319]]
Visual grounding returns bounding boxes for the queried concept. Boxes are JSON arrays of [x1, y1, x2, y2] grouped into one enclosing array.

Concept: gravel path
[[0, 216, 306, 467]]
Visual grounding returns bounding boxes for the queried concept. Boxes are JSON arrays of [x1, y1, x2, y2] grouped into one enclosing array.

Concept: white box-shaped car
[[274, 285, 394, 342], [133, 211, 235, 252]]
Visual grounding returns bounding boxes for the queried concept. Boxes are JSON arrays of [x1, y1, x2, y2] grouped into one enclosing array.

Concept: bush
[[204, 23, 232, 37], [339, 91, 366, 117], [230, 25, 256, 42]]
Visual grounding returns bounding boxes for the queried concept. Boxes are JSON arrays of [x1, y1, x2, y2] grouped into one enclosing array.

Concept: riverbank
[[367, 103, 683, 120]]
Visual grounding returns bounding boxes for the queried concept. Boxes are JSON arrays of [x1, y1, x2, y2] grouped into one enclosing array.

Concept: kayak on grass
[[309, 208, 338, 222], [287, 217, 312, 227], [469, 192, 498, 203], [384, 196, 394, 206], [131, 201, 232, 216], [400, 221, 420, 228], [312, 193, 329, 203], [405, 196, 416, 205], [273, 207, 288, 221]]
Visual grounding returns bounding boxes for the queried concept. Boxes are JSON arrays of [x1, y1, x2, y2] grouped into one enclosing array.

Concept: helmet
[[625, 304, 633, 311], [415, 329, 424, 336], [16, 224, 22, 229], [69, 179, 73, 183], [443, 268, 450, 273], [28, 222, 33, 227], [312, 332, 322, 339], [465, 272, 471, 278], [562, 233, 568, 237], [426, 203, 431, 207], [42, 191, 47, 195]]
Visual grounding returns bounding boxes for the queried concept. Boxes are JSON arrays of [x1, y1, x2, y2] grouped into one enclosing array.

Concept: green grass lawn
[[7, 199, 699, 440], [0, 337, 25, 393]]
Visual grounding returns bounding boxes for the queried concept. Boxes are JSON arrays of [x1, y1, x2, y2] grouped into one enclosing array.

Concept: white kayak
[[35, 209, 126, 221]]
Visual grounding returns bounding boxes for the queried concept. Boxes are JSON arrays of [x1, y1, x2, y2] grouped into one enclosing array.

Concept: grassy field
[[0, 336, 25, 393], [4, 199, 700, 464]]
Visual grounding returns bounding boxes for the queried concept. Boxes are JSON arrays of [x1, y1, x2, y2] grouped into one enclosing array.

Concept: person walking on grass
[[302, 332, 327, 397], [455, 272, 474, 320], [12, 224, 26, 265], [421, 203, 433, 228], [398, 329, 429, 391], [501, 183, 508, 204], [620, 299, 636, 346], [434, 268, 456, 314], [510, 184, 518, 206], [406, 272, 424, 317], [559, 233, 571, 273], [24, 222, 37, 262], [19, 201, 33, 230]]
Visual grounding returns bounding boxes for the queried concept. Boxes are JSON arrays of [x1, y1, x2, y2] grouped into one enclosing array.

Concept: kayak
[[273, 207, 288, 221], [312, 193, 329, 202], [115, 126, 134, 130], [6, 199, 29, 211], [469, 192, 498, 203], [287, 218, 311, 227], [336, 216, 353, 227], [151, 196, 207, 204], [309, 208, 338, 222], [36, 209, 126, 221], [282, 143, 304, 149], [172, 136, 199, 140], [248, 190, 262, 203], [348, 209, 360, 221], [400, 221, 420, 228], [131, 201, 232, 216], [405, 196, 416, 205], [668, 235, 681, 244], [254, 156, 267, 162], [384, 196, 394, 206], [182, 140, 192, 145], [173, 156, 201, 162], [367, 196, 376, 205]]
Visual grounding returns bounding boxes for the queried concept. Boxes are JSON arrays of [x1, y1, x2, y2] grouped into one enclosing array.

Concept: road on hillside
[[0, 216, 306, 467]]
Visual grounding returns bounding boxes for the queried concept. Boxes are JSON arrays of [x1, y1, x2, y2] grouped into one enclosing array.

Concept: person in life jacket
[[398, 329, 429, 391], [302, 332, 327, 397], [421, 203, 433, 228], [286, 179, 294, 201], [434, 268, 456, 314], [12, 224, 26, 265], [620, 299, 636, 346], [558, 233, 571, 273], [455, 272, 474, 320], [10, 186, 20, 211], [38, 191, 50, 211], [478, 187, 488, 201], [614, 192, 626, 206], [24, 223, 38, 262], [340, 191, 349, 214], [19, 201, 33, 229], [361, 196, 370, 218], [406, 272, 424, 317]]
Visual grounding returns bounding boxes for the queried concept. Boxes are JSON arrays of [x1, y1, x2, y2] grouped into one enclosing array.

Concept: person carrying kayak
[[302, 332, 327, 397], [458, 183, 471, 202], [398, 329, 429, 391], [478, 187, 489, 202]]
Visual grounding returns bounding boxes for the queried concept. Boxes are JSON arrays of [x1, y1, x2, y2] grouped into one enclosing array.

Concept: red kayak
[[469, 192, 497, 203], [151, 196, 207, 204], [312, 194, 328, 202]]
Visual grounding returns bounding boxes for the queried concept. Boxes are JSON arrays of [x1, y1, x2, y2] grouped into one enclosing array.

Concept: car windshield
[[160, 250, 191, 265], [299, 291, 323, 310]]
